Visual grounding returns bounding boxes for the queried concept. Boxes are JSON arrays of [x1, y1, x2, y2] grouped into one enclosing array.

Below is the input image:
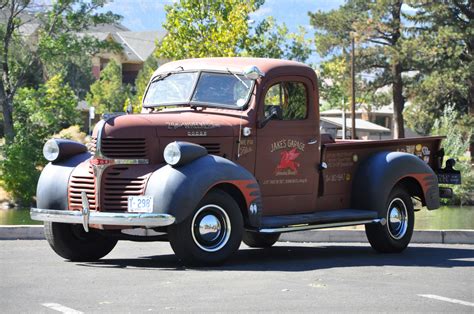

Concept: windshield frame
[[142, 70, 255, 110]]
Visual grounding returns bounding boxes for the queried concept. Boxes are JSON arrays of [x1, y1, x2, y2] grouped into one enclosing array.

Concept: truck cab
[[31, 58, 460, 265]]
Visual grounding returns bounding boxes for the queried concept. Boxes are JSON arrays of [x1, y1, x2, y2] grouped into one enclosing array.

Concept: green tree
[[0, 74, 81, 204], [0, 0, 120, 143], [86, 59, 132, 114], [310, 0, 410, 138], [128, 54, 160, 113], [156, 0, 311, 63], [242, 17, 312, 62], [318, 57, 350, 111], [403, 1, 473, 158], [156, 0, 263, 59]]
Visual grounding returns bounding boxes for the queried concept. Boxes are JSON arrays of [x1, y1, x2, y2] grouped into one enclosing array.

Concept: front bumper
[[30, 208, 176, 229]]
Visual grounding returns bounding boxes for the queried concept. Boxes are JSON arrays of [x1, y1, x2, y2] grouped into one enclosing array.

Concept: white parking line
[[41, 303, 83, 314], [418, 294, 474, 307]]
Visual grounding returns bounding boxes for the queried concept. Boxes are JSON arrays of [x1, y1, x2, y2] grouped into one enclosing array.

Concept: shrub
[[0, 75, 81, 206], [431, 106, 474, 205]]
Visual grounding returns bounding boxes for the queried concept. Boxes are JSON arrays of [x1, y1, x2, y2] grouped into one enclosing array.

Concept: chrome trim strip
[[93, 119, 106, 207], [81, 191, 90, 232], [257, 219, 381, 234], [30, 208, 176, 227], [94, 119, 106, 158]]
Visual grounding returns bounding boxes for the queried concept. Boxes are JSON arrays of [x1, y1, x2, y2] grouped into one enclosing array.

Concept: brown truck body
[[32, 58, 459, 265]]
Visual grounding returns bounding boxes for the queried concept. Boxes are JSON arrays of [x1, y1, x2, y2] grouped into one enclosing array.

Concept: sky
[[101, 0, 346, 64]]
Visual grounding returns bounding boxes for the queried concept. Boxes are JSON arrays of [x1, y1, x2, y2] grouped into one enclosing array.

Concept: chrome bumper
[[30, 208, 176, 229]]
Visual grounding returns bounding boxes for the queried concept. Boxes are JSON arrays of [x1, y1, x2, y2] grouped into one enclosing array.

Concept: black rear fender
[[352, 151, 440, 215]]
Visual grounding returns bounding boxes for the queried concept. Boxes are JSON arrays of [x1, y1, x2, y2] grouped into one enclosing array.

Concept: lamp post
[[342, 97, 346, 140], [350, 34, 357, 139]]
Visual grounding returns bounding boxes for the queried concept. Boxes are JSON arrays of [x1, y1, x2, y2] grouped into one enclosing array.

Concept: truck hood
[[99, 110, 248, 139]]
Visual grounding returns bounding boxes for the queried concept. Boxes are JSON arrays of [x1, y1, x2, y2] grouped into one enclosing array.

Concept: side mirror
[[259, 106, 283, 128], [243, 66, 265, 80]]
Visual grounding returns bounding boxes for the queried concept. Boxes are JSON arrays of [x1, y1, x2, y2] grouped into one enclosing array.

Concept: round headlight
[[43, 139, 60, 161], [164, 142, 181, 166]]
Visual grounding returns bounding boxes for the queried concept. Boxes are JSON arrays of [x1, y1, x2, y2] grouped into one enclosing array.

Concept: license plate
[[127, 196, 153, 213], [437, 173, 462, 185]]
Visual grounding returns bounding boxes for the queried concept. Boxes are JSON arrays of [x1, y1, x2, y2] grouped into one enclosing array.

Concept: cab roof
[[152, 57, 317, 84]]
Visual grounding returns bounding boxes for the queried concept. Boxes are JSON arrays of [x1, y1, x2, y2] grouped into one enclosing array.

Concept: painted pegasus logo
[[276, 147, 301, 173]]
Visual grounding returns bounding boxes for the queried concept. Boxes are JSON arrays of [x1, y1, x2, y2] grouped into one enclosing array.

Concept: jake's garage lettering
[[271, 139, 305, 153]]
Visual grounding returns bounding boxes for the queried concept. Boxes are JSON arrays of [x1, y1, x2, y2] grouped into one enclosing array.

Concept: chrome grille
[[101, 138, 147, 158]]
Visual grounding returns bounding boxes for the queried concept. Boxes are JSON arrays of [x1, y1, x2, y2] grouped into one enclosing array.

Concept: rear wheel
[[168, 190, 243, 266], [243, 231, 280, 248], [44, 222, 117, 262], [365, 187, 414, 253]]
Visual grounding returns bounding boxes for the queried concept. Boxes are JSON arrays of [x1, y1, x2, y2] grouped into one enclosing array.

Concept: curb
[[280, 229, 474, 244], [0, 225, 45, 240], [0, 226, 473, 244]]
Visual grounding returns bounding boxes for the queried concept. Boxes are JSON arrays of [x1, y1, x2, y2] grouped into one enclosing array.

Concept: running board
[[258, 218, 386, 234]]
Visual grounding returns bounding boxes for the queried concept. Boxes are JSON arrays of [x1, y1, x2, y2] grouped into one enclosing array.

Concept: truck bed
[[316, 136, 444, 211]]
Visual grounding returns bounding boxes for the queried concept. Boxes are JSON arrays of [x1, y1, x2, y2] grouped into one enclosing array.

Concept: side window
[[264, 82, 307, 120]]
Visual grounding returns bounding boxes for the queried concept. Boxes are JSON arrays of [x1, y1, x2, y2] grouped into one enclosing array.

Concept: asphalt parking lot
[[1, 240, 473, 313]]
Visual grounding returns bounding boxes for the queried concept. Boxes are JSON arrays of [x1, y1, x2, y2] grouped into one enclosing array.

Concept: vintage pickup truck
[[31, 58, 460, 265]]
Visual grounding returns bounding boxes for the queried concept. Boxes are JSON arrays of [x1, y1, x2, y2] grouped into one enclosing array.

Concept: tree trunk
[[469, 75, 474, 162], [392, 62, 405, 139], [390, 1, 404, 139], [0, 86, 14, 143]]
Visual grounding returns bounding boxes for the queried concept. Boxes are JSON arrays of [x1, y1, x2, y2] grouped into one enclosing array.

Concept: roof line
[[115, 32, 144, 61]]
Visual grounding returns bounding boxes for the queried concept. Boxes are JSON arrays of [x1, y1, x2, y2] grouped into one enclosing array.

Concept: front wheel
[[44, 222, 118, 262], [168, 190, 243, 266], [365, 187, 414, 253]]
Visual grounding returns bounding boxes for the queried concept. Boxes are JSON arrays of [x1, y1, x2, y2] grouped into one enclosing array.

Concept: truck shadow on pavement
[[80, 244, 474, 271]]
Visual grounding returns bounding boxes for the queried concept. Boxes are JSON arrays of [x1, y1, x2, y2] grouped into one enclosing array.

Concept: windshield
[[143, 71, 253, 109]]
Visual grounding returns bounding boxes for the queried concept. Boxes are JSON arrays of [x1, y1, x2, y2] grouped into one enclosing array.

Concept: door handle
[[308, 139, 318, 145]]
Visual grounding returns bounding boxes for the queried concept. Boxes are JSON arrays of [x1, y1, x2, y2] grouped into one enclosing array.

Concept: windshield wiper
[[151, 72, 172, 83], [226, 68, 249, 89], [150, 67, 184, 83]]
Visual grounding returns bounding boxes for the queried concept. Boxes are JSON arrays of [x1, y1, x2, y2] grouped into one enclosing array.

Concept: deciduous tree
[[86, 59, 132, 114], [0, 0, 119, 142], [156, 0, 263, 59]]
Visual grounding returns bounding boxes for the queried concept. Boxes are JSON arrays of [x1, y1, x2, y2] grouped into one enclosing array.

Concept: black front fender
[[144, 155, 262, 226], [36, 152, 92, 210]]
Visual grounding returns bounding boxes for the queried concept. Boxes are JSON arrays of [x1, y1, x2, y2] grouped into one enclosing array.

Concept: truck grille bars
[[69, 119, 150, 213], [68, 165, 148, 212], [90, 137, 147, 159]]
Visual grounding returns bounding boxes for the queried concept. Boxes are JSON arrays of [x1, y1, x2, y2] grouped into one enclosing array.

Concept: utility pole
[[342, 98, 346, 139], [350, 36, 356, 139]]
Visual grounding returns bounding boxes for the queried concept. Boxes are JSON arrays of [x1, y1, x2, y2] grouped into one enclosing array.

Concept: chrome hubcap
[[192, 205, 231, 252], [198, 214, 222, 242], [387, 198, 408, 240]]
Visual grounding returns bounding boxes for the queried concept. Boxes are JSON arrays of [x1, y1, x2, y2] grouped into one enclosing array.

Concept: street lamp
[[350, 31, 357, 139]]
